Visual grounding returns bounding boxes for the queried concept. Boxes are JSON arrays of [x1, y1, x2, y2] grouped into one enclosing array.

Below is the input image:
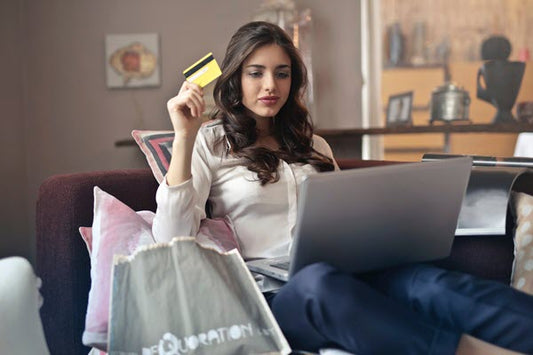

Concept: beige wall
[[1, 0, 362, 264], [1, 0, 29, 260], [301, 0, 363, 129]]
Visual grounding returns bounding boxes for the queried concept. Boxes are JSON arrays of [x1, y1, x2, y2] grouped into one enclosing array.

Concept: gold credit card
[[183, 52, 222, 87]]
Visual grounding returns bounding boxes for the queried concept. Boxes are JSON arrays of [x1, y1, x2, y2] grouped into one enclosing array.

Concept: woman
[[153, 21, 533, 354]]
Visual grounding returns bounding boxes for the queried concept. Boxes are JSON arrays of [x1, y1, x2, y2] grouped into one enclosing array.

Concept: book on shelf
[[421, 153, 533, 237]]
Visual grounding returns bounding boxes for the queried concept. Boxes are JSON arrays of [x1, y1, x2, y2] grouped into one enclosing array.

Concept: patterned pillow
[[511, 191, 533, 295], [131, 130, 174, 183]]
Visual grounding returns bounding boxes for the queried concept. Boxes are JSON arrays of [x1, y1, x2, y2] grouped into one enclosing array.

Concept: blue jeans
[[270, 262, 533, 354]]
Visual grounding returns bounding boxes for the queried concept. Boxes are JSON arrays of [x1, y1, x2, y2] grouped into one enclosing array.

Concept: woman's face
[[240, 44, 292, 120]]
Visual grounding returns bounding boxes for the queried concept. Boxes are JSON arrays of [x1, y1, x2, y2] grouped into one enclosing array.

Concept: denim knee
[[271, 262, 340, 319], [270, 262, 342, 351], [288, 262, 339, 298]]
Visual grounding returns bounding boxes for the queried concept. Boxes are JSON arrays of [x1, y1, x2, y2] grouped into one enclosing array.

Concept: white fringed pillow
[[511, 192, 533, 294]]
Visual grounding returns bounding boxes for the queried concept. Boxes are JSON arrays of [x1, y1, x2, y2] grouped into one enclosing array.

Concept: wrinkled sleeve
[[313, 134, 340, 171], [152, 130, 213, 243]]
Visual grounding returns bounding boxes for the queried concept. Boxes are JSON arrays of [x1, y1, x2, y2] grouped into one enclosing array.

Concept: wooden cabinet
[[381, 61, 533, 161]]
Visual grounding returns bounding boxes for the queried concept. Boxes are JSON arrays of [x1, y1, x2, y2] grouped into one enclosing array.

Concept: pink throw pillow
[[80, 187, 155, 351], [79, 226, 93, 254], [78, 187, 240, 351]]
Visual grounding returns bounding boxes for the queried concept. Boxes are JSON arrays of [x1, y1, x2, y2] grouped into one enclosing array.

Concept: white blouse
[[152, 120, 337, 260]]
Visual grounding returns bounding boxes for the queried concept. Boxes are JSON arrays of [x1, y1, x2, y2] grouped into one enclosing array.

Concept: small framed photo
[[105, 33, 161, 88], [386, 91, 413, 126]]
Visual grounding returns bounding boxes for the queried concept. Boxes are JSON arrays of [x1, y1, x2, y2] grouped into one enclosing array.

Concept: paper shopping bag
[[108, 237, 291, 355]]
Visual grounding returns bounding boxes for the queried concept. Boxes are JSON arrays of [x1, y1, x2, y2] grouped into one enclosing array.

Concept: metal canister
[[430, 82, 471, 122]]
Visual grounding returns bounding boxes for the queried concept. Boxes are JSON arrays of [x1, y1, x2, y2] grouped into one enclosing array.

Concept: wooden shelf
[[317, 122, 533, 157], [316, 122, 533, 137], [116, 123, 533, 159]]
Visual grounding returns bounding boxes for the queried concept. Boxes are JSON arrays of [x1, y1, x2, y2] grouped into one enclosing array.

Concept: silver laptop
[[246, 157, 472, 282]]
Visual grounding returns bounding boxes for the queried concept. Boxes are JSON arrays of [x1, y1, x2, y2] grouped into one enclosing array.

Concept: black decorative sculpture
[[477, 36, 526, 124]]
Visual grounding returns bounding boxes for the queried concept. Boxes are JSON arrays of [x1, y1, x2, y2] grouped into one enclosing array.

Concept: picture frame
[[105, 33, 161, 89], [386, 91, 413, 126]]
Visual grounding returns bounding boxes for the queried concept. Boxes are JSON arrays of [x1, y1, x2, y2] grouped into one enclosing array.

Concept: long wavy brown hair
[[212, 21, 334, 185]]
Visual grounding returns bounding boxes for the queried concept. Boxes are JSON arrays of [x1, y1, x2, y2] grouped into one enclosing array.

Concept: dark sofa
[[35, 159, 515, 355]]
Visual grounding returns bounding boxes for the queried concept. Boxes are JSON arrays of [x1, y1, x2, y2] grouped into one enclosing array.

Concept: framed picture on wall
[[386, 91, 413, 126], [105, 33, 161, 88]]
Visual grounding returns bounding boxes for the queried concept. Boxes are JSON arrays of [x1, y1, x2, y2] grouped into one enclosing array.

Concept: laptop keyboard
[[270, 260, 290, 271]]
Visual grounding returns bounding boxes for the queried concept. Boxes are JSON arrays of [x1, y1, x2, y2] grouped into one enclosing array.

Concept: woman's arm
[[165, 81, 206, 186], [152, 149, 212, 243], [152, 81, 211, 242]]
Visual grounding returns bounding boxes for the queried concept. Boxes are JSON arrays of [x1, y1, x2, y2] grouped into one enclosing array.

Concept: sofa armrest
[[36, 168, 158, 355]]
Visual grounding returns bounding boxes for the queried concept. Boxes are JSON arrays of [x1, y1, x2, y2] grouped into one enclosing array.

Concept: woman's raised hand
[[166, 81, 206, 138]]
